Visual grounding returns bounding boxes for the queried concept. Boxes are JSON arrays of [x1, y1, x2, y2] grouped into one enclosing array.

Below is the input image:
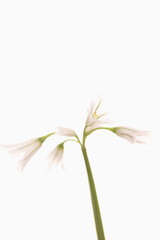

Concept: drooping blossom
[[56, 127, 77, 137], [1, 133, 54, 171], [47, 143, 64, 168], [113, 126, 150, 144]]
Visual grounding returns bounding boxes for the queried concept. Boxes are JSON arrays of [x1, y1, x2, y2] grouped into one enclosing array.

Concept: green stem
[[81, 145, 105, 240], [87, 127, 117, 137]]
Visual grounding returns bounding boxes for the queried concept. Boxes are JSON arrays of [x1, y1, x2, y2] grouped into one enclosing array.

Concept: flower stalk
[[81, 145, 105, 240]]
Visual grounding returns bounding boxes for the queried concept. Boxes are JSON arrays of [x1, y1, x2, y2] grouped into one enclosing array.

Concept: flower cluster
[[0, 127, 77, 171], [0, 99, 150, 171]]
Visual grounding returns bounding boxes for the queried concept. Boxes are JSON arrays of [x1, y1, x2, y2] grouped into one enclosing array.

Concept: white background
[[0, 0, 159, 239]]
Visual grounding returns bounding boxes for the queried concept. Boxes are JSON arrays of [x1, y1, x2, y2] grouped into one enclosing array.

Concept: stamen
[[92, 99, 102, 118], [94, 99, 102, 113], [93, 111, 98, 118]]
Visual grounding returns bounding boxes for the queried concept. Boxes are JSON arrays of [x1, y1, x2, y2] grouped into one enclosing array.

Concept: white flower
[[1, 138, 42, 171], [1, 133, 54, 171], [114, 126, 150, 144], [56, 127, 77, 137], [47, 143, 64, 168], [85, 99, 110, 133]]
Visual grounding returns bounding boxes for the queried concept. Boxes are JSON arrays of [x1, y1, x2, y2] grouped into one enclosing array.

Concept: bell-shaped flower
[[1, 133, 54, 171], [56, 127, 77, 137], [47, 143, 64, 168], [113, 126, 150, 144], [85, 99, 111, 133]]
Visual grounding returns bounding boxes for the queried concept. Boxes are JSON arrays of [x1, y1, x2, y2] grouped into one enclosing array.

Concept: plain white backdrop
[[0, 0, 159, 239]]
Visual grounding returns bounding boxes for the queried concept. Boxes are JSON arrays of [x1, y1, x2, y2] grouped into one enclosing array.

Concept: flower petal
[[18, 143, 42, 171], [0, 138, 38, 151], [47, 144, 64, 168], [1, 138, 46, 170], [89, 100, 97, 115], [56, 127, 76, 137], [85, 114, 96, 126], [115, 126, 150, 144]]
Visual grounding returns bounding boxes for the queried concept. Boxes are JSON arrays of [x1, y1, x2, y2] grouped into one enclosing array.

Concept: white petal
[[47, 146, 64, 168], [18, 143, 42, 171], [89, 100, 96, 115], [56, 127, 76, 137], [115, 127, 149, 144], [0, 138, 38, 151], [85, 117, 111, 133], [9, 140, 41, 155], [85, 122, 100, 132], [116, 132, 136, 143], [85, 114, 96, 126], [1, 138, 43, 171]]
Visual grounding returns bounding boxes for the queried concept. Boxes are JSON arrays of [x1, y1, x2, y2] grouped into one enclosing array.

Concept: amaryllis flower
[[113, 126, 150, 144], [47, 143, 64, 168], [1, 133, 54, 171], [56, 127, 77, 137], [85, 99, 111, 133]]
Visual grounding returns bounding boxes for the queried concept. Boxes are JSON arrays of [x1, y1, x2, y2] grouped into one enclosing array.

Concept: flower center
[[92, 111, 98, 119]]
